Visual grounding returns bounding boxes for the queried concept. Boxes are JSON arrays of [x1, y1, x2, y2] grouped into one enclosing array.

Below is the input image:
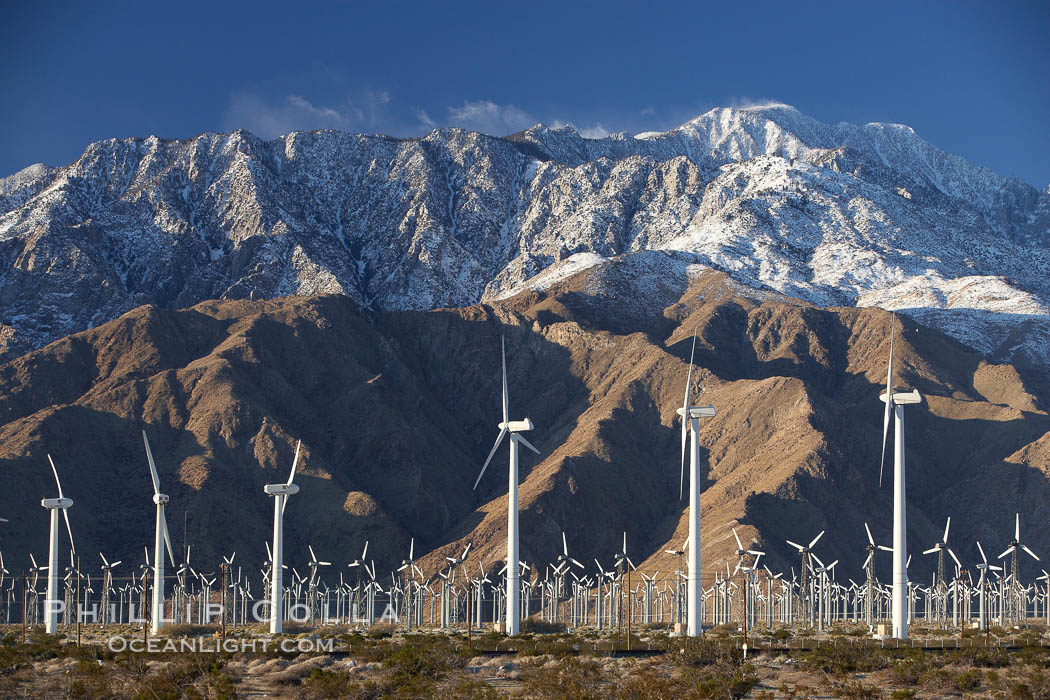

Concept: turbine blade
[[1022, 545, 1040, 561], [515, 433, 541, 455], [977, 540, 987, 564], [785, 540, 804, 551], [680, 414, 688, 502], [948, 548, 961, 570], [863, 552, 872, 569], [943, 516, 950, 544], [879, 314, 895, 487], [864, 522, 874, 546], [733, 528, 743, 550], [679, 330, 697, 500], [142, 431, 162, 495], [47, 454, 64, 499], [287, 440, 301, 486], [1015, 513, 1020, 541], [161, 514, 175, 566], [473, 427, 508, 490], [809, 530, 824, 549], [62, 505, 75, 554], [409, 537, 414, 561], [500, 336, 509, 425], [361, 541, 369, 561], [562, 532, 568, 556], [923, 547, 939, 555]]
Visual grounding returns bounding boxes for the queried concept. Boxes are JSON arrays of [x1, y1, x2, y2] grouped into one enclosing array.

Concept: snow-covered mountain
[[1, 103, 1048, 364]]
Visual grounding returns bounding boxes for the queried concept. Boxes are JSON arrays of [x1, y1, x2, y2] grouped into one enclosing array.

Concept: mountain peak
[[1, 103, 1048, 368]]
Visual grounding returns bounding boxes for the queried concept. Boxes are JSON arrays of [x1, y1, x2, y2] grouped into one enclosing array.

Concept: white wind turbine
[[264, 440, 301, 633], [42, 455, 75, 634], [676, 330, 716, 636], [877, 313, 922, 639], [473, 337, 541, 635], [142, 431, 177, 634]]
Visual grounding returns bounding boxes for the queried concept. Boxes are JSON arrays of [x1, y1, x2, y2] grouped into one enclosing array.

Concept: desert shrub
[[125, 653, 216, 699], [614, 667, 685, 699], [366, 622, 396, 638], [672, 637, 742, 666], [800, 640, 890, 675], [951, 667, 983, 692], [687, 663, 759, 699], [969, 646, 1012, 668], [819, 677, 880, 699], [209, 663, 238, 699], [1008, 666, 1050, 700], [448, 676, 499, 699], [367, 635, 469, 697], [889, 656, 928, 686], [520, 618, 567, 634], [520, 656, 607, 699], [770, 628, 792, 641]]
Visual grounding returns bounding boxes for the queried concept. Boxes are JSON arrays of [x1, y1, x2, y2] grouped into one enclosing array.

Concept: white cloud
[[223, 90, 394, 139], [445, 100, 537, 135], [414, 108, 436, 130], [550, 119, 610, 139], [578, 123, 610, 139], [725, 96, 789, 110]]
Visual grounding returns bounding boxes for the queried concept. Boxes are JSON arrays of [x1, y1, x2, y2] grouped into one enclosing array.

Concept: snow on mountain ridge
[[0, 105, 1048, 367]]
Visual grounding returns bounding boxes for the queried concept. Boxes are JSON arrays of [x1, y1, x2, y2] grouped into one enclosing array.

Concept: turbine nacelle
[[264, 483, 300, 496], [152, 493, 170, 505], [41, 497, 73, 509], [676, 405, 716, 419], [499, 419, 534, 433], [879, 389, 922, 405]]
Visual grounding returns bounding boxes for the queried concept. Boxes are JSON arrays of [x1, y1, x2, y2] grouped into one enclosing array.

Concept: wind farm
[[1, 272, 1049, 697], [1, 288, 1048, 641]]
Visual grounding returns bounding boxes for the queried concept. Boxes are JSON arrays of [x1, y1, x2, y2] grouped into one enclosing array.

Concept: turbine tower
[[142, 431, 177, 634], [676, 330, 716, 636], [878, 314, 922, 639], [42, 455, 74, 634], [473, 337, 541, 636], [264, 440, 301, 633]]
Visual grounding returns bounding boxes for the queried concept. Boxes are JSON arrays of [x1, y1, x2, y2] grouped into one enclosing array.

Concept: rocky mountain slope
[[2, 104, 1048, 369], [2, 270, 1047, 586]]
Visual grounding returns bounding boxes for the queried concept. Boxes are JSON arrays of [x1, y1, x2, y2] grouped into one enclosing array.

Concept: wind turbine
[[732, 527, 765, 572], [787, 529, 823, 623], [974, 541, 1002, 630], [264, 440, 301, 633], [998, 513, 1040, 576], [676, 330, 716, 636], [998, 513, 1040, 621], [877, 313, 922, 639], [142, 431, 177, 634], [555, 532, 585, 572], [472, 337, 541, 635], [42, 455, 74, 634]]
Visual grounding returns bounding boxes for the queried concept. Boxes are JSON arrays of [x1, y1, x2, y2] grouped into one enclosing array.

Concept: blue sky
[[2, 1, 1048, 186]]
